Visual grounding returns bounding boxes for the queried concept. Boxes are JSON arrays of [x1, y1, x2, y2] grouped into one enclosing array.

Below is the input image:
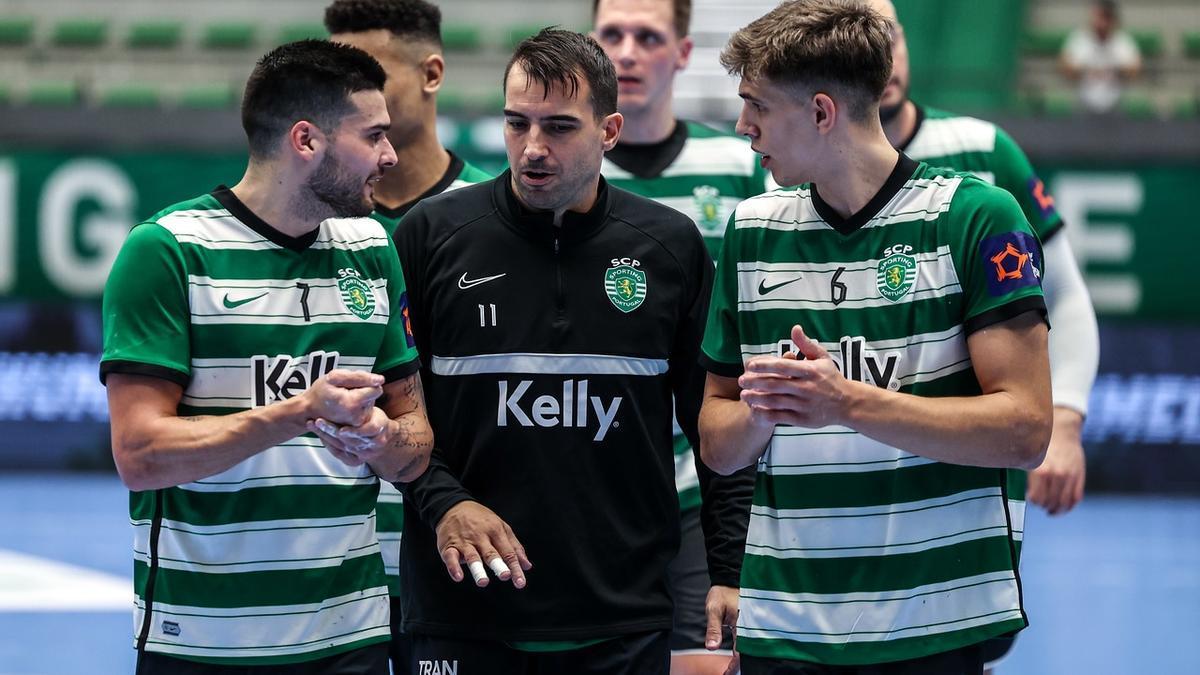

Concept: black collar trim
[[811, 154, 919, 236], [604, 120, 688, 178], [211, 185, 318, 252], [895, 104, 926, 154], [493, 170, 610, 245], [374, 151, 465, 221]]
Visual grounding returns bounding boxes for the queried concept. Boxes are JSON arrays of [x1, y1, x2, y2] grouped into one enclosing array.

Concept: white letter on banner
[[39, 159, 135, 297]]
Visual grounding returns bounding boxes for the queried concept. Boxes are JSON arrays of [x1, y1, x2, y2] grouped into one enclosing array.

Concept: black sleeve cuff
[[963, 296, 1049, 336], [400, 454, 475, 527], [699, 353, 744, 378], [379, 358, 422, 384], [1040, 220, 1064, 245], [99, 360, 189, 387]]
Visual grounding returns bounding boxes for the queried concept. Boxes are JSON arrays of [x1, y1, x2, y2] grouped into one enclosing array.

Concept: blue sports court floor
[[0, 474, 1197, 674]]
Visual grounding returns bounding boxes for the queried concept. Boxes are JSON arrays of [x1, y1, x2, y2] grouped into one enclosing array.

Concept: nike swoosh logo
[[758, 276, 803, 296], [222, 292, 268, 309], [458, 272, 507, 290]]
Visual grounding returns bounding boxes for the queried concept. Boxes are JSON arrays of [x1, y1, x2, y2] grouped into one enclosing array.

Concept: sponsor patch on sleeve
[[1027, 176, 1057, 219], [399, 291, 415, 348], [979, 231, 1042, 297]]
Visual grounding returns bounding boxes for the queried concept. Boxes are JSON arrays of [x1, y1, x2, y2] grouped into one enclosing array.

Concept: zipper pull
[[554, 237, 560, 253]]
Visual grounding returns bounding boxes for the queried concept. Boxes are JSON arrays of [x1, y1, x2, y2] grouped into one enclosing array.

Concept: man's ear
[[812, 92, 837, 134], [601, 112, 624, 150], [288, 120, 326, 163], [422, 53, 445, 95], [675, 35, 694, 72]]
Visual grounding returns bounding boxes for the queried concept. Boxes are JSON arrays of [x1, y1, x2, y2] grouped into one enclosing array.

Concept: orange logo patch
[[990, 242, 1029, 281]]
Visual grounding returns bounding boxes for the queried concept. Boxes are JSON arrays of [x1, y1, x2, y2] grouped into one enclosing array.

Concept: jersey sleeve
[[950, 180, 1048, 336], [374, 238, 421, 382], [100, 223, 191, 386], [700, 212, 745, 377], [991, 127, 1064, 243]]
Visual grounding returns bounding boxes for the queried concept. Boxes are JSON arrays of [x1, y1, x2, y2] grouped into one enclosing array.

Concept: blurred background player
[[591, 3, 761, 670], [324, 2, 492, 671], [326, 0, 492, 237], [1060, 0, 1142, 114]]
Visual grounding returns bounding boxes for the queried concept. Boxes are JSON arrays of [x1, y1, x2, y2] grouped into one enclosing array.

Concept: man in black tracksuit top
[[393, 29, 752, 674]]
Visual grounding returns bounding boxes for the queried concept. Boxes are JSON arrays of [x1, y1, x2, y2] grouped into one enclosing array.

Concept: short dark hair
[[1095, 0, 1119, 20], [323, 0, 442, 46], [591, 0, 692, 38], [241, 40, 387, 158], [503, 28, 617, 121], [720, 0, 892, 122]]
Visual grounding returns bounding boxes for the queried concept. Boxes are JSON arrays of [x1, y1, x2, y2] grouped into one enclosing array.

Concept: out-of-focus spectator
[[1060, 0, 1141, 113]]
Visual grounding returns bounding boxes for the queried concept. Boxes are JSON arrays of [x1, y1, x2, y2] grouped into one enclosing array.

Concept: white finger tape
[[468, 560, 487, 584], [487, 558, 510, 578]]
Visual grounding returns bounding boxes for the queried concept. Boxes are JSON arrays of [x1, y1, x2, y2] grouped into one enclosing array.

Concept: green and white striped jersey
[[368, 155, 492, 595], [904, 105, 1061, 557], [101, 187, 420, 665], [603, 120, 770, 511], [701, 158, 1045, 665]]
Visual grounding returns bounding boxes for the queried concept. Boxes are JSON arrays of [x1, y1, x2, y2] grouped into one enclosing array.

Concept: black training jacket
[[394, 172, 753, 641]]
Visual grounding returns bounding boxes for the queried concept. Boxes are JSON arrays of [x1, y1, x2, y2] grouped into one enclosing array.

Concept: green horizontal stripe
[[376, 504, 404, 532], [149, 588, 387, 620], [147, 634, 389, 667], [159, 483, 379, 526], [187, 323, 387, 360], [177, 242, 393, 283], [740, 535, 1015, 595], [152, 517, 376, 539], [730, 297, 961, 346], [736, 617, 1025, 666], [754, 462, 1004, 510], [732, 217, 943, 264], [136, 549, 386, 607]]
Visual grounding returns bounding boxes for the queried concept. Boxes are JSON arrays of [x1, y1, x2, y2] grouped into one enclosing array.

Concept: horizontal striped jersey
[[100, 187, 420, 665], [603, 120, 770, 511], [903, 105, 1063, 558], [369, 154, 493, 595], [701, 157, 1046, 665]]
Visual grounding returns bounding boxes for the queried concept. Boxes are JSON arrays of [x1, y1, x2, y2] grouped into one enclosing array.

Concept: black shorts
[[980, 635, 1016, 669], [390, 596, 414, 674], [408, 630, 669, 675], [134, 643, 389, 675], [666, 506, 734, 653], [739, 642, 985, 675]]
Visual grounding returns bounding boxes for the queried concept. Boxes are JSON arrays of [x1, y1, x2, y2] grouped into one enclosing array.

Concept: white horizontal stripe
[[182, 357, 377, 407], [430, 353, 668, 376], [735, 245, 961, 312], [163, 213, 389, 253], [1008, 498, 1026, 542], [135, 515, 379, 574], [188, 274, 389, 327], [745, 488, 1008, 559], [174, 440, 377, 493], [136, 588, 390, 658], [602, 137, 758, 179], [907, 117, 997, 159], [762, 429, 936, 476], [734, 176, 963, 233], [377, 481, 404, 505], [738, 570, 1021, 644]]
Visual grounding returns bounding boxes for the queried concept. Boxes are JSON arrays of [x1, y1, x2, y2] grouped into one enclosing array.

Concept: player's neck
[[374, 131, 451, 210], [229, 166, 325, 238], [882, 100, 918, 149], [617, 97, 676, 145], [816, 130, 900, 220]]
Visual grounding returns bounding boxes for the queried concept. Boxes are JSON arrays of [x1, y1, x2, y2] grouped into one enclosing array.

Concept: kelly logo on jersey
[[777, 336, 902, 390], [979, 231, 1041, 297], [250, 351, 340, 407], [497, 379, 622, 441]]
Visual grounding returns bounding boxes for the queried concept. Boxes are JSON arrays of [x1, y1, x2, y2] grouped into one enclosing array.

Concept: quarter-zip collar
[[494, 170, 611, 248]]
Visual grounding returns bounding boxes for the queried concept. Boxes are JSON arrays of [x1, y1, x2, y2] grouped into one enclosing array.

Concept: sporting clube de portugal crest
[[876, 244, 918, 302], [604, 258, 648, 313]]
